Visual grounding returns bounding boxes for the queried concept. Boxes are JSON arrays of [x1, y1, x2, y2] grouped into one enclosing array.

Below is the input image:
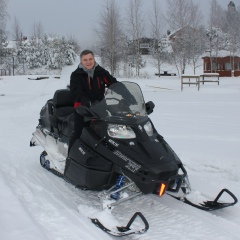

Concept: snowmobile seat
[[39, 99, 54, 131], [50, 89, 74, 137], [52, 89, 74, 108]]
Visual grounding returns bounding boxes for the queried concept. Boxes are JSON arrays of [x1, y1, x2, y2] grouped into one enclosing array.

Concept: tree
[[16, 36, 77, 70], [12, 16, 22, 42], [149, 0, 165, 76], [59, 37, 76, 66], [45, 37, 75, 69], [0, 0, 8, 53], [126, 0, 145, 77], [26, 40, 42, 69], [209, 0, 225, 30], [188, 26, 206, 74], [224, 1, 240, 76], [31, 22, 44, 39], [67, 34, 81, 55], [96, 0, 124, 75], [206, 0, 226, 72], [165, 0, 202, 75], [205, 27, 227, 72]]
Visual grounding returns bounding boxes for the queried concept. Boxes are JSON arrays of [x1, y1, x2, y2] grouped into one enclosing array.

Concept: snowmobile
[[30, 81, 238, 237]]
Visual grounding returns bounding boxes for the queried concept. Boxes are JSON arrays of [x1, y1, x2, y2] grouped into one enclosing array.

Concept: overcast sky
[[6, 0, 234, 49]]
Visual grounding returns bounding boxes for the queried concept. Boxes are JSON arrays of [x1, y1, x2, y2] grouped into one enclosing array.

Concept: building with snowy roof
[[202, 50, 240, 77]]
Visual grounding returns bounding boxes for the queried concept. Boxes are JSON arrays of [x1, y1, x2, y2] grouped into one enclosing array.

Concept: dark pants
[[68, 110, 90, 153]]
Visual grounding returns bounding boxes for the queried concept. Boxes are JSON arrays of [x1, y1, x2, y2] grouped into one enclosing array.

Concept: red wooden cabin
[[202, 51, 240, 77]]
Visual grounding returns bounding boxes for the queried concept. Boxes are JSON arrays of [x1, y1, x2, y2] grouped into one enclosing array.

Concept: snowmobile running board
[[168, 188, 238, 211], [91, 212, 149, 237]]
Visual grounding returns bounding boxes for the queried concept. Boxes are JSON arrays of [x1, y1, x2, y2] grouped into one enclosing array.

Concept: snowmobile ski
[[168, 188, 238, 211], [91, 212, 149, 237]]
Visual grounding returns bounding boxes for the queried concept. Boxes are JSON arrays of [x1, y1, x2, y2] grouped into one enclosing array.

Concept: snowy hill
[[0, 60, 240, 240]]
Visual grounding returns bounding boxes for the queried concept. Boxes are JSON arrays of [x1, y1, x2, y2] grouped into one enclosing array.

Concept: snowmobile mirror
[[145, 101, 155, 115]]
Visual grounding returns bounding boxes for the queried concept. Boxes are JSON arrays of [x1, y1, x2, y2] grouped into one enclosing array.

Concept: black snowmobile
[[30, 81, 237, 237]]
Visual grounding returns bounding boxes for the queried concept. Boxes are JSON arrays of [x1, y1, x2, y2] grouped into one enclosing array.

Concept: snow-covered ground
[[0, 60, 240, 240]]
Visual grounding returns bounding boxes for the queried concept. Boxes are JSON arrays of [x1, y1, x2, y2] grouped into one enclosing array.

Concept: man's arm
[[103, 70, 118, 86]]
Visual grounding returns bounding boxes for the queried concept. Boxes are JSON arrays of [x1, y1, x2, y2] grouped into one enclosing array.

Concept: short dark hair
[[80, 50, 94, 58]]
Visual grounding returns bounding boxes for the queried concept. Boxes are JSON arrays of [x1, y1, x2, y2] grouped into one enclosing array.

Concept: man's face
[[81, 53, 95, 70]]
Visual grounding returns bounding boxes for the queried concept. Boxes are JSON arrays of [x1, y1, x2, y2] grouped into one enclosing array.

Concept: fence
[[0, 56, 25, 76]]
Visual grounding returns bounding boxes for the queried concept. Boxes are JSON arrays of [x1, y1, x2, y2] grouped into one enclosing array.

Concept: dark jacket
[[70, 65, 118, 108]]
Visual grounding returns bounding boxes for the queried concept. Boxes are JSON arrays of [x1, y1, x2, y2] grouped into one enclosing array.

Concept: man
[[68, 50, 118, 151]]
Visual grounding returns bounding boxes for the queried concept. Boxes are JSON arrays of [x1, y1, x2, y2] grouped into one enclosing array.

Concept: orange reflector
[[159, 183, 166, 197]]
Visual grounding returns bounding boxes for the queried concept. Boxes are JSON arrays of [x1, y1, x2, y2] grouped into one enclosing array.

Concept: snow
[[0, 59, 240, 240]]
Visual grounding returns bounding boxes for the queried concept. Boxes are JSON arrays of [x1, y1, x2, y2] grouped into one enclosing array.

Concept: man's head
[[80, 50, 95, 70]]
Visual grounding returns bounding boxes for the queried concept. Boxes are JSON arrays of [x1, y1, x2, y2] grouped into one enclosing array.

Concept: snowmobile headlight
[[107, 124, 136, 139], [144, 121, 153, 136]]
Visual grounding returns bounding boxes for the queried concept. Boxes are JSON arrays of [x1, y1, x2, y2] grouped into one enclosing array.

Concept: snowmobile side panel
[[64, 158, 111, 189], [68, 139, 113, 172], [64, 138, 114, 189]]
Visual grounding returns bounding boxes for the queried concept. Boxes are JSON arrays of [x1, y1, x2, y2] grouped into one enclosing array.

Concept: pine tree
[[16, 36, 77, 71]]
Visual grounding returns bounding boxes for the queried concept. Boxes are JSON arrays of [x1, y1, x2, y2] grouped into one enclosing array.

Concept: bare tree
[[224, 2, 240, 76], [32, 22, 44, 39], [149, 0, 165, 76], [12, 16, 22, 41], [96, 0, 124, 74], [206, 0, 226, 72], [126, 0, 145, 77], [96, 0, 124, 75], [209, 0, 225, 30], [166, 0, 200, 30], [188, 26, 206, 74], [149, 0, 162, 43], [165, 0, 202, 75], [67, 34, 81, 55], [0, 0, 8, 52]]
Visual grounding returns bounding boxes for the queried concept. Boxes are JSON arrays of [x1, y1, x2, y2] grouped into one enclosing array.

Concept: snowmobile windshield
[[90, 81, 147, 120]]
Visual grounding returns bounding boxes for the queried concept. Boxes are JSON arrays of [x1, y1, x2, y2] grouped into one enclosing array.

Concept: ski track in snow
[[0, 62, 240, 240]]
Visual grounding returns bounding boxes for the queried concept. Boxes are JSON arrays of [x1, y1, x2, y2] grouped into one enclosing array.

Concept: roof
[[202, 50, 240, 58], [4, 41, 17, 49]]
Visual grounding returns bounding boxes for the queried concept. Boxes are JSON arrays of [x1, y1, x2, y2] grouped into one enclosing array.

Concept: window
[[225, 62, 231, 70], [140, 43, 150, 49], [235, 63, 240, 70], [204, 62, 207, 71], [212, 62, 217, 70]]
